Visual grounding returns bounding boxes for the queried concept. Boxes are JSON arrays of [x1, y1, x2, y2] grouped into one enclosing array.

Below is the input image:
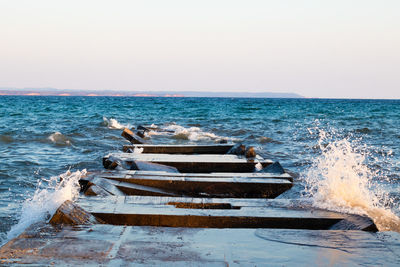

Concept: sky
[[0, 0, 399, 99]]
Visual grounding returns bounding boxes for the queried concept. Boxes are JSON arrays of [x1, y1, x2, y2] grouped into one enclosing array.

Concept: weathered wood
[[84, 184, 112, 197], [121, 128, 145, 144], [245, 146, 257, 158], [72, 196, 376, 231], [49, 200, 103, 225], [129, 161, 179, 173], [100, 170, 293, 181], [80, 176, 125, 196], [136, 130, 146, 138], [330, 214, 378, 232], [74, 196, 378, 230], [107, 179, 179, 197], [227, 143, 246, 155], [261, 161, 285, 174], [137, 125, 150, 132], [102, 158, 118, 170], [2, 224, 397, 266], [122, 144, 235, 154], [104, 153, 272, 173], [103, 175, 292, 198], [168, 202, 238, 209]]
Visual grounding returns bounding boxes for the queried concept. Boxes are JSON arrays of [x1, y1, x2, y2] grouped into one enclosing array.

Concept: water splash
[[6, 169, 86, 240], [302, 129, 400, 231], [48, 132, 71, 146], [163, 124, 234, 142], [132, 146, 144, 154], [103, 117, 130, 129]]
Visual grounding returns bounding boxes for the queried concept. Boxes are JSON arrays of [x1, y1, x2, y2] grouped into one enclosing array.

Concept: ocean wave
[[6, 169, 85, 241], [163, 124, 234, 142], [302, 129, 400, 232], [48, 132, 72, 146], [137, 123, 238, 142], [103, 117, 130, 130]]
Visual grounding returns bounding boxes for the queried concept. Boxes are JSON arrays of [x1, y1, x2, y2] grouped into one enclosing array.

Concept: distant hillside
[[0, 88, 303, 98]]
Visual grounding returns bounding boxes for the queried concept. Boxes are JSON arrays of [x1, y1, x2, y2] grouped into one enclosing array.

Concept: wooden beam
[[122, 144, 234, 154], [74, 196, 376, 230], [121, 128, 145, 144], [104, 153, 272, 173], [103, 176, 292, 198], [100, 170, 293, 182]]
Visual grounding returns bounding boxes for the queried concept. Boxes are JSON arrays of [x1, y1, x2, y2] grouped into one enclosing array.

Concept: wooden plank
[[108, 179, 180, 197], [77, 196, 345, 219], [81, 176, 179, 197], [74, 196, 376, 231], [100, 170, 293, 181], [123, 144, 234, 154], [108, 153, 266, 162], [121, 128, 145, 144], [103, 176, 292, 198], [104, 153, 272, 173], [49, 200, 103, 225], [121, 196, 302, 206], [1, 224, 396, 266]]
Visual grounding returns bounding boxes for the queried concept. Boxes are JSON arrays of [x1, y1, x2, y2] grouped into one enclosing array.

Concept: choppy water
[[0, 96, 399, 243]]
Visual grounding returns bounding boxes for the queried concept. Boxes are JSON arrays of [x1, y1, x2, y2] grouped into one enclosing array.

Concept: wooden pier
[[1, 125, 398, 266]]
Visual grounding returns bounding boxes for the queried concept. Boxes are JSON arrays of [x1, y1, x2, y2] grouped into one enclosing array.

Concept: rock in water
[[245, 147, 256, 158]]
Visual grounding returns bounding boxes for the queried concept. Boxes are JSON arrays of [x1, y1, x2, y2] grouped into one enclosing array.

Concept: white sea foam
[[162, 124, 234, 142], [302, 129, 400, 232], [103, 117, 130, 129], [6, 169, 86, 240], [255, 162, 263, 171], [48, 132, 71, 146], [133, 147, 144, 154]]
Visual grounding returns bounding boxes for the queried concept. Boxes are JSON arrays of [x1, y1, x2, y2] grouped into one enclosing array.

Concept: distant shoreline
[[0, 88, 303, 98]]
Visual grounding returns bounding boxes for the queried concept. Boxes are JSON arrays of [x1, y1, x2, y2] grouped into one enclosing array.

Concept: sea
[[0, 96, 399, 244]]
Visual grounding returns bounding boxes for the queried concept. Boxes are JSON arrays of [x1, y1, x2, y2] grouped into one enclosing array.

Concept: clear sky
[[0, 0, 399, 98]]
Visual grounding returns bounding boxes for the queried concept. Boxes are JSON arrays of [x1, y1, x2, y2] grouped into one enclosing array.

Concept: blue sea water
[[0, 96, 399, 242]]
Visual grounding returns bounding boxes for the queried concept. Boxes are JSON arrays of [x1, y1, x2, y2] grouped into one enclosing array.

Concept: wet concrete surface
[[1, 223, 399, 266]]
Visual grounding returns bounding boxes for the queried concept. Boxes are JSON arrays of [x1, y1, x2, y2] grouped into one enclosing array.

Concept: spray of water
[[302, 129, 400, 231], [103, 117, 130, 129], [48, 132, 72, 146], [163, 124, 237, 142], [6, 169, 86, 240]]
